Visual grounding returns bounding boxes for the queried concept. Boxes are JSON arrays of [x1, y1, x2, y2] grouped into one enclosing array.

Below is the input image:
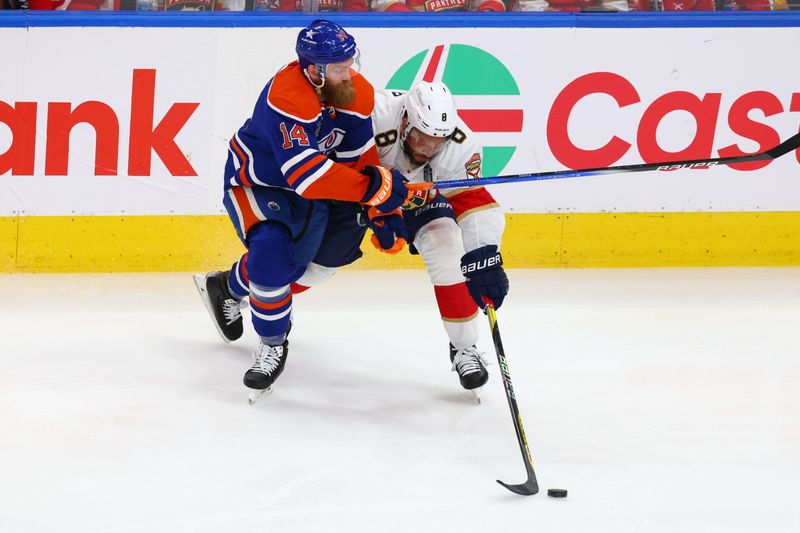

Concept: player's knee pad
[[414, 217, 467, 286], [246, 222, 297, 288]]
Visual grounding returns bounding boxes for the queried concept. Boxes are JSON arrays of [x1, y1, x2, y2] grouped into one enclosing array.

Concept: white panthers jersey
[[370, 88, 505, 256], [371, 89, 483, 186]]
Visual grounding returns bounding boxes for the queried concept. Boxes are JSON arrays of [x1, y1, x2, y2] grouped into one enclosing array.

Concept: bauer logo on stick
[[658, 162, 718, 171]]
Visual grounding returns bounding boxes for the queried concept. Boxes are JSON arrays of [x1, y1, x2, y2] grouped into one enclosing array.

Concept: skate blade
[[248, 387, 273, 405], [471, 387, 482, 405], [193, 274, 232, 344]]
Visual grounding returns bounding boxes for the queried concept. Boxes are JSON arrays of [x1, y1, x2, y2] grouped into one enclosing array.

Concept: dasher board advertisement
[[2, 21, 799, 216]]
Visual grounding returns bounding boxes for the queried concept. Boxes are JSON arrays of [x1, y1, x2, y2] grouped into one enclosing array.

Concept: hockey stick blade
[[497, 477, 539, 496], [485, 304, 540, 497], [765, 131, 800, 159], [405, 131, 800, 191]]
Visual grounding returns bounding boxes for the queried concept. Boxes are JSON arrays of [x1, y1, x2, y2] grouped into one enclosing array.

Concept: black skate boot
[[244, 339, 289, 403], [193, 270, 245, 343], [450, 344, 489, 391]]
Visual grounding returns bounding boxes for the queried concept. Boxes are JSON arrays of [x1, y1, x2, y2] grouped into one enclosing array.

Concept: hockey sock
[[248, 282, 292, 341], [228, 253, 250, 300], [434, 282, 480, 348]]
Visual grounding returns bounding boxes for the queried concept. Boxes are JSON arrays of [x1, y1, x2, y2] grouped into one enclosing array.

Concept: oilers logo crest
[[318, 128, 346, 155]]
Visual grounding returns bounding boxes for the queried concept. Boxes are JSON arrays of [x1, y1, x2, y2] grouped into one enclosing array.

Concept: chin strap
[[302, 65, 326, 89]]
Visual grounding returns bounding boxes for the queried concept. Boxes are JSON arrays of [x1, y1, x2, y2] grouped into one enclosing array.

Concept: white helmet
[[402, 81, 457, 140]]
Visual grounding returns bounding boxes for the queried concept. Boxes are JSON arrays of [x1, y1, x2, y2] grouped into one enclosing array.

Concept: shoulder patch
[[465, 152, 481, 179], [334, 73, 375, 118], [267, 62, 322, 123]]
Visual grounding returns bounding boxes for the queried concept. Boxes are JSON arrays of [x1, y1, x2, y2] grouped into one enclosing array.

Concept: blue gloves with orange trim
[[361, 165, 411, 213], [366, 207, 408, 255], [460, 245, 509, 309], [361, 165, 411, 254]]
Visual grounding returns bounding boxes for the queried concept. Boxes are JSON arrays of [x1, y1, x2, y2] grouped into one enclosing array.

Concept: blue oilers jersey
[[224, 61, 378, 202]]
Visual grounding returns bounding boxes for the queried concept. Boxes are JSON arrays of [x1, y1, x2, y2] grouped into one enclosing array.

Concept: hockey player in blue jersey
[[194, 20, 411, 403]]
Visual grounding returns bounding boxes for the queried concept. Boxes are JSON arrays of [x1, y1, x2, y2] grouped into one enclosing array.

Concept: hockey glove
[[361, 165, 411, 213], [460, 245, 509, 309], [366, 207, 408, 255]]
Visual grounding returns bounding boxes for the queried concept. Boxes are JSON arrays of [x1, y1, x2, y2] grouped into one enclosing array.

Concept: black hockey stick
[[407, 131, 800, 190], [485, 303, 539, 496]]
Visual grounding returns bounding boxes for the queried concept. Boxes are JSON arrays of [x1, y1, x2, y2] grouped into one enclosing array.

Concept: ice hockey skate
[[245, 340, 289, 404], [193, 271, 246, 343], [450, 344, 490, 404]]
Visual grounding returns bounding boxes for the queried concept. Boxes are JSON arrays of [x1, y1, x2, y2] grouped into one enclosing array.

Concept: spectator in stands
[[727, 0, 781, 9], [372, 0, 505, 11], [16, 0, 115, 8], [509, 0, 629, 11], [270, 0, 368, 10]]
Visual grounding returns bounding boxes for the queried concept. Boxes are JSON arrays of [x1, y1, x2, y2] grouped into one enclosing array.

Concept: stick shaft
[[409, 131, 800, 191], [486, 306, 539, 486]]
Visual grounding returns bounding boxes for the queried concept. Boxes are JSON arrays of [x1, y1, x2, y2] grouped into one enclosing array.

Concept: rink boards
[[1, 13, 799, 272]]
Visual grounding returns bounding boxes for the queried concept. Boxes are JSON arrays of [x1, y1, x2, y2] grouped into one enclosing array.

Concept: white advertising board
[[1, 25, 799, 215]]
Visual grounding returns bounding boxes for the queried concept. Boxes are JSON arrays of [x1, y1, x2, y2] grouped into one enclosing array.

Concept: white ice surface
[[1, 268, 799, 533]]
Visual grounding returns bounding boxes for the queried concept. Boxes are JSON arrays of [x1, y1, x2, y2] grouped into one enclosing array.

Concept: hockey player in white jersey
[[295, 81, 509, 395]]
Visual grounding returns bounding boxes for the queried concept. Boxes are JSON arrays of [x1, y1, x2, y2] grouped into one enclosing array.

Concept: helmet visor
[[320, 49, 361, 83], [406, 127, 450, 158]]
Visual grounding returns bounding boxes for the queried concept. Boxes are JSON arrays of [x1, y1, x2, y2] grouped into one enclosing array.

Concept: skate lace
[[252, 344, 284, 375], [222, 298, 245, 325], [451, 346, 489, 376]]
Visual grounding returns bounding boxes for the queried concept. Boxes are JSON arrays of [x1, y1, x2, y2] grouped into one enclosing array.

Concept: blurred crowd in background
[[1, 0, 796, 17]]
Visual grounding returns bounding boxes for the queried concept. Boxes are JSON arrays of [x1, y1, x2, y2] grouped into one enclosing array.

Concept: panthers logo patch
[[403, 188, 431, 211], [465, 153, 481, 179]]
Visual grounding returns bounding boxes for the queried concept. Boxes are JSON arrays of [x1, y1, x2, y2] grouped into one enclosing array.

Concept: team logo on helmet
[[296, 19, 357, 68]]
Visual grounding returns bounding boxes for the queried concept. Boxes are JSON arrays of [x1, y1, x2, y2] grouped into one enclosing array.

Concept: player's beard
[[321, 79, 355, 108], [402, 139, 430, 166]]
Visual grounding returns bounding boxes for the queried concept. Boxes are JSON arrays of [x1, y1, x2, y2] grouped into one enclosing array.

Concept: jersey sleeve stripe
[[234, 132, 268, 186], [226, 188, 246, 233], [286, 154, 328, 186], [293, 159, 334, 196], [280, 148, 318, 175], [335, 137, 376, 160], [229, 138, 254, 187], [228, 144, 242, 171]]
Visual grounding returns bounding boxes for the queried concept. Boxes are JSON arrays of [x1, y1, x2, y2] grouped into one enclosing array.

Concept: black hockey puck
[[547, 488, 568, 498]]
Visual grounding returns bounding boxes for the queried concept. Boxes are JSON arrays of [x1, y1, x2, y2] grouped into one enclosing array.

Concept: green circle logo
[[387, 44, 523, 177]]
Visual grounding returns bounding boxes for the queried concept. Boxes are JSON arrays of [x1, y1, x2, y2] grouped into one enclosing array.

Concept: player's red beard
[[321, 79, 355, 108]]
